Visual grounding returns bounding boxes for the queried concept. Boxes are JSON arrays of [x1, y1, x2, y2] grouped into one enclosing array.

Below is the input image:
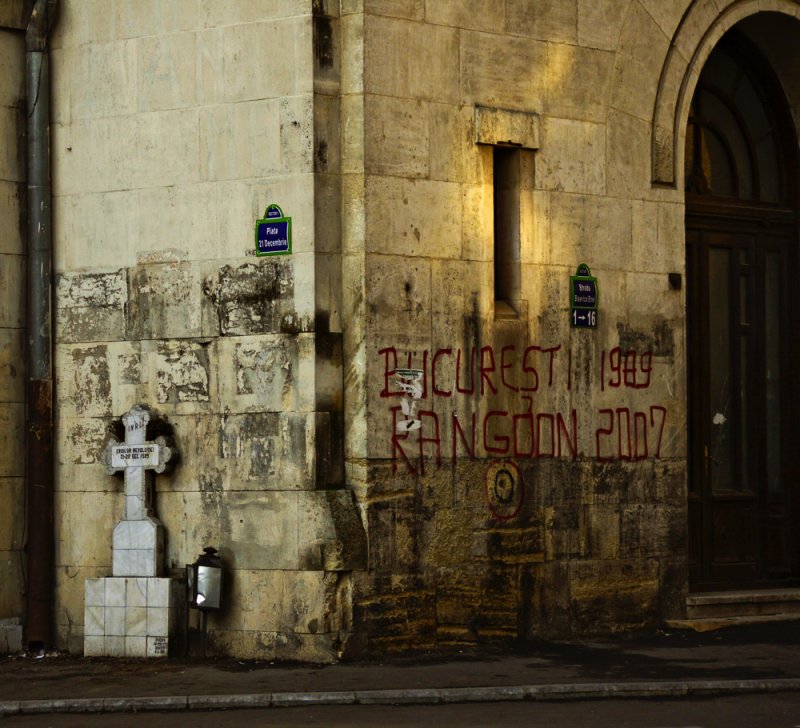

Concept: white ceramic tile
[[125, 636, 147, 657], [112, 521, 133, 550], [112, 549, 127, 577], [129, 519, 159, 548], [147, 578, 170, 607], [105, 636, 126, 657], [84, 605, 105, 637], [104, 578, 126, 607], [85, 579, 105, 607], [147, 607, 169, 637], [126, 577, 148, 607], [126, 606, 147, 636], [104, 606, 126, 636], [130, 548, 158, 576], [83, 635, 105, 656]]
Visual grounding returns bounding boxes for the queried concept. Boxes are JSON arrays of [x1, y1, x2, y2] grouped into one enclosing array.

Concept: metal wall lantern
[[186, 547, 223, 611]]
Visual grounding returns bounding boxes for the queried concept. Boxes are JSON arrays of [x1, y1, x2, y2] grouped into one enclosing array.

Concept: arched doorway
[[686, 29, 800, 589]]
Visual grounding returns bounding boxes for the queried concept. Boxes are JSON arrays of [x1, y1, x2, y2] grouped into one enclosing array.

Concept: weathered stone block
[[0, 181, 23, 256], [220, 411, 315, 489], [509, 0, 579, 42], [365, 0, 424, 20], [224, 491, 300, 570], [0, 554, 23, 617], [0, 0, 27, 30], [138, 32, 197, 112], [55, 491, 115, 568], [460, 31, 547, 110], [0, 106, 23, 183], [546, 44, 614, 123], [569, 558, 660, 632], [199, 100, 282, 181], [0, 479, 23, 550], [217, 568, 284, 634], [535, 118, 606, 195], [206, 260, 296, 336], [0, 403, 23, 477], [68, 41, 137, 121], [364, 16, 459, 102], [610, 3, 670, 122], [578, 0, 627, 51], [222, 18, 312, 103], [137, 184, 218, 264], [606, 110, 651, 199], [365, 95, 429, 178], [621, 503, 684, 559], [208, 627, 339, 663], [0, 254, 24, 329], [425, 0, 504, 33], [0, 327, 23, 403], [366, 177, 461, 258], [365, 255, 431, 337]]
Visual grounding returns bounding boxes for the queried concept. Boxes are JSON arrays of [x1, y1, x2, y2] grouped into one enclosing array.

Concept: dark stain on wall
[[205, 260, 295, 336], [617, 321, 674, 357]]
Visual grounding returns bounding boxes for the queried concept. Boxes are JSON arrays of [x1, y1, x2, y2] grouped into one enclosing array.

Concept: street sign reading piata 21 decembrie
[[570, 263, 598, 329], [255, 204, 292, 256]]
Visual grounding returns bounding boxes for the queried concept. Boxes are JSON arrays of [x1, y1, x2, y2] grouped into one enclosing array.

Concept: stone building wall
[[345, 0, 690, 652], [4, 0, 799, 660], [49, 0, 363, 660], [0, 1, 27, 653]]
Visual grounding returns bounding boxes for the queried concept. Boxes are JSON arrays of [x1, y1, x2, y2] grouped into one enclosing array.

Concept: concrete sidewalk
[[1, 622, 799, 716]]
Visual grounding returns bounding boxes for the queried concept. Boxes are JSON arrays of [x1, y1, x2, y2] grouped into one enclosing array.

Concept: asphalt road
[[3, 693, 800, 728]]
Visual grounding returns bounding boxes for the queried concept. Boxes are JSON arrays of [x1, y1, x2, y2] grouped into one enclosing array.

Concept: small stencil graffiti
[[395, 368, 423, 434], [485, 459, 524, 520]]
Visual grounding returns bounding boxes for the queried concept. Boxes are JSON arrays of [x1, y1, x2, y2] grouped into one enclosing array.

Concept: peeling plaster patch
[[118, 354, 141, 385], [56, 271, 127, 343], [205, 260, 294, 336], [156, 343, 210, 403], [70, 346, 112, 416], [136, 248, 189, 265], [129, 263, 202, 340], [65, 419, 109, 464], [58, 271, 126, 308], [220, 413, 280, 480], [235, 340, 292, 396]]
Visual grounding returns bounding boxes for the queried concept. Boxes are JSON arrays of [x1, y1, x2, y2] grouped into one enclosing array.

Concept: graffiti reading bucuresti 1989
[[379, 344, 667, 475]]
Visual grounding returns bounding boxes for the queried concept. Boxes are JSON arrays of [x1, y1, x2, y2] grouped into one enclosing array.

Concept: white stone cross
[[103, 405, 172, 521]]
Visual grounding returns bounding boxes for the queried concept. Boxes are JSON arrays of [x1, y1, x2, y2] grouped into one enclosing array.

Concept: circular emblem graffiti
[[484, 459, 524, 520]]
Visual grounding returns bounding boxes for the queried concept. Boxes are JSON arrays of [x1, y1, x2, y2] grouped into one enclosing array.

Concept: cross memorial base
[[84, 577, 184, 657]]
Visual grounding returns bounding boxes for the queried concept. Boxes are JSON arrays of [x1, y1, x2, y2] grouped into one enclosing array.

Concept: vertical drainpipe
[[24, 0, 58, 652]]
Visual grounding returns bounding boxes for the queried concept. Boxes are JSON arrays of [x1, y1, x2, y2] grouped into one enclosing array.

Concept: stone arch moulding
[[651, 0, 800, 187]]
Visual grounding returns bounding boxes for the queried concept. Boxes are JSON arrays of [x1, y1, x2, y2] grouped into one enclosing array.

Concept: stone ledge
[[474, 106, 540, 149]]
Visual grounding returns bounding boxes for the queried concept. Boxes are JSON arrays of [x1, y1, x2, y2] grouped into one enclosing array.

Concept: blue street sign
[[255, 204, 292, 256], [570, 263, 599, 329]]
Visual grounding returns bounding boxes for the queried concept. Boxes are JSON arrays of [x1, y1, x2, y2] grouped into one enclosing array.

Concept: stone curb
[[1, 678, 800, 716]]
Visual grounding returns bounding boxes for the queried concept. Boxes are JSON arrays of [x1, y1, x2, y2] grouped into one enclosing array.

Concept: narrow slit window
[[493, 146, 521, 318]]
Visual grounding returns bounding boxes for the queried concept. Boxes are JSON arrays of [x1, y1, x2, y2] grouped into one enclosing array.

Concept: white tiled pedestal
[[84, 577, 183, 657]]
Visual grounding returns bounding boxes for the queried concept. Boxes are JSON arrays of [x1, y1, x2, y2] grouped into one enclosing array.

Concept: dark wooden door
[[687, 208, 797, 588]]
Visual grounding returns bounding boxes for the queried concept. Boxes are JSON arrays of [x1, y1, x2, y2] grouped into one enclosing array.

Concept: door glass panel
[[739, 336, 749, 492], [765, 252, 782, 493], [708, 247, 734, 492]]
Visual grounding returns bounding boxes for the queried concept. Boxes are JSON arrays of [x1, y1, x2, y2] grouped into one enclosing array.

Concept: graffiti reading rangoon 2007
[[380, 344, 667, 475]]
